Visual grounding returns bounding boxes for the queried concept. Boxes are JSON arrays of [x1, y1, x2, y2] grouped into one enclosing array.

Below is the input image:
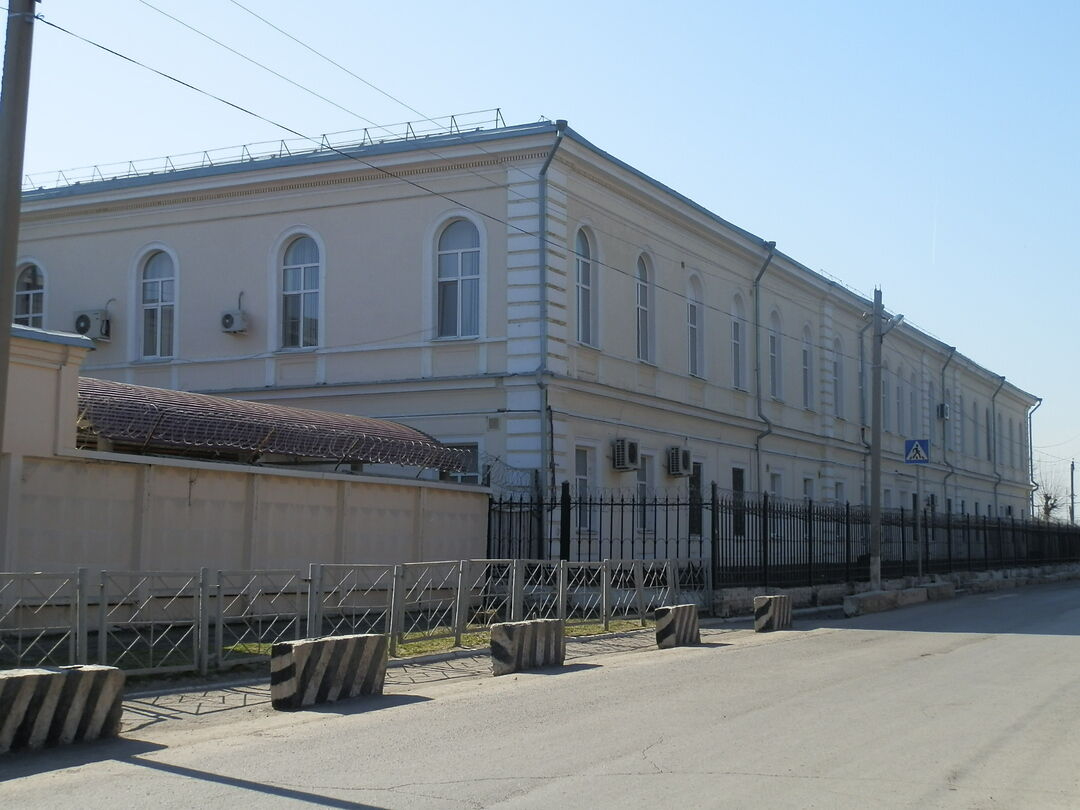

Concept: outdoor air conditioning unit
[[74, 310, 111, 341], [666, 446, 692, 477], [937, 402, 951, 420], [220, 310, 249, 333], [611, 438, 640, 471]]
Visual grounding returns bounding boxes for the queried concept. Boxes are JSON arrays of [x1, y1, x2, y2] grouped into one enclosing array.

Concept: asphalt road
[[4, 583, 1080, 809]]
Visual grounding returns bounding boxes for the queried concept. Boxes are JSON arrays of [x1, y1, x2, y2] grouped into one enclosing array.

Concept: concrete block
[[655, 604, 700, 648], [843, 590, 899, 617], [270, 633, 387, 711], [754, 595, 792, 632], [925, 582, 956, 601], [896, 587, 928, 607], [490, 619, 564, 676], [0, 664, 125, 753]]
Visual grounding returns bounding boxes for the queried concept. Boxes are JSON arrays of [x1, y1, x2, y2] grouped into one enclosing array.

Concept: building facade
[[15, 118, 1037, 516]]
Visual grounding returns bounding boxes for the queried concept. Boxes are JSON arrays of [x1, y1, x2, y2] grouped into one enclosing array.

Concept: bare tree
[[1034, 463, 1068, 522]]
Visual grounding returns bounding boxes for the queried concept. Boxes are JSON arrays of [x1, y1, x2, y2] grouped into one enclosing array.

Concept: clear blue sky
[[8, 0, 1079, 496]]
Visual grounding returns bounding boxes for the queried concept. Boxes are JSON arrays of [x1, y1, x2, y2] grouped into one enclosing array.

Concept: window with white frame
[[575, 446, 593, 531], [895, 367, 904, 434], [687, 276, 703, 377], [768, 310, 782, 399], [575, 229, 596, 346], [972, 399, 979, 458], [832, 338, 844, 418], [636, 456, 653, 531], [801, 327, 813, 409], [281, 235, 320, 348], [769, 472, 783, 497], [803, 477, 814, 500], [636, 255, 651, 362], [909, 374, 918, 436], [1008, 418, 1015, 469], [958, 393, 966, 455], [985, 408, 992, 461], [141, 250, 175, 358], [440, 443, 480, 484], [732, 295, 747, 390], [835, 481, 845, 504], [996, 412, 1003, 465], [436, 219, 480, 338], [14, 264, 44, 328]]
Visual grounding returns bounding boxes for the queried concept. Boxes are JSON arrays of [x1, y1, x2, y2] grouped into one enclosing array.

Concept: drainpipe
[[989, 375, 1006, 515], [752, 241, 777, 494], [1027, 396, 1043, 517], [537, 120, 567, 492], [939, 347, 957, 508]]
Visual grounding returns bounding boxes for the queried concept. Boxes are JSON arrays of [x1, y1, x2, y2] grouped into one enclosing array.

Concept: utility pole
[[1071, 460, 1075, 524], [0, 0, 38, 455], [869, 289, 883, 590]]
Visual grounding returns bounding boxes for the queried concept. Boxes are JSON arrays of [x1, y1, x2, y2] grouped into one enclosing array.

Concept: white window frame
[[732, 295, 747, 390], [768, 310, 782, 399], [14, 262, 44, 328], [832, 338, 844, 418], [636, 255, 653, 363], [575, 229, 598, 347], [687, 276, 704, 378], [139, 249, 177, 360], [801, 327, 813, 410], [436, 218, 481, 339], [279, 233, 322, 350], [575, 445, 595, 532]]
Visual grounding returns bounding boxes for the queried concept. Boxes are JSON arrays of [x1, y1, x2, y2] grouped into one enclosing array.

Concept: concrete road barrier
[[0, 665, 125, 754], [655, 604, 700, 648], [490, 619, 564, 676], [754, 595, 793, 632], [270, 633, 387, 711]]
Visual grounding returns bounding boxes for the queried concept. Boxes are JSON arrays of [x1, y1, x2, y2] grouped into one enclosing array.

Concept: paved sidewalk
[[120, 625, 707, 735]]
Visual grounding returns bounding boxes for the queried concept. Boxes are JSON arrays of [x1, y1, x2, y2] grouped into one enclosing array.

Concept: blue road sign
[[904, 439, 930, 464]]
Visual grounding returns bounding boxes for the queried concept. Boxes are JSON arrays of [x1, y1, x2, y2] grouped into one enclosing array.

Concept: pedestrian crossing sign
[[904, 439, 930, 464]]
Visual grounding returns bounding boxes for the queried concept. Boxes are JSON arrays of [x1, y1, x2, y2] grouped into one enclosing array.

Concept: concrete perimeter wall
[[1, 330, 488, 572]]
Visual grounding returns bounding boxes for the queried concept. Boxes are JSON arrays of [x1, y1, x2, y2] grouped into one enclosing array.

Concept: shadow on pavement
[[126, 758, 387, 809], [298, 693, 433, 715], [0, 737, 166, 779]]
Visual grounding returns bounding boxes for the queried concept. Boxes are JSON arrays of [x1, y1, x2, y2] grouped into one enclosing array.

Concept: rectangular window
[[803, 477, 814, 500], [802, 346, 811, 409], [575, 447, 592, 531], [688, 302, 701, 377], [732, 321, 743, 389], [769, 333, 780, 397], [439, 444, 480, 485], [835, 481, 845, 504], [884, 488, 892, 508], [636, 456, 653, 531], [769, 472, 782, 498]]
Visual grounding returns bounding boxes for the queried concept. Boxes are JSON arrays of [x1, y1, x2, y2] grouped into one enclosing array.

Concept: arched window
[[436, 219, 480, 338], [14, 264, 44, 328], [281, 235, 320, 348], [895, 366, 905, 434], [768, 310, 782, 398], [636, 255, 651, 362], [141, 251, 175, 358], [575, 229, 596, 345], [832, 338, 844, 418], [687, 276, 703, 377], [801, 327, 813, 409], [732, 295, 747, 390]]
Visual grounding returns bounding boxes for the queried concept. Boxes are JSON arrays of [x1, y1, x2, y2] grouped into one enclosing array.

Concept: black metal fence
[[488, 482, 1080, 589]]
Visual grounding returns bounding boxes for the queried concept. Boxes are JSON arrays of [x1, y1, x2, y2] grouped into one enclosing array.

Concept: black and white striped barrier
[[0, 665, 125, 754], [655, 604, 700, 648], [754, 594, 792, 632], [490, 619, 564, 676], [270, 633, 387, 711]]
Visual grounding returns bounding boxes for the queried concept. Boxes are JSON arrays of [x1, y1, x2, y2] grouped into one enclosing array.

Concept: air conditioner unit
[[611, 438, 640, 471], [667, 446, 692, 477], [74, 310, 111, 341], [937, 403, 951, 420], [220, 310, 249, 333]]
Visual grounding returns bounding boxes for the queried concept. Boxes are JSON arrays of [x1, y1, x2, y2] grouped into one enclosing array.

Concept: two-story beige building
[[15, 117, 1037, 516]]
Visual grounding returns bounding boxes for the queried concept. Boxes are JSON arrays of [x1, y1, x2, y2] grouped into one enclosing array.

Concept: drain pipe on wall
[[939, 347, 957, 505], [990, 374, 1006, 515], [1028, 397, 1043, 517], [752, 241, 777, 494], [537, 120, 567, 492]]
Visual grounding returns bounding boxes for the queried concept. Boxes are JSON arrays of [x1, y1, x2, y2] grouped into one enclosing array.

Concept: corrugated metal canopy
[[77, 377, 464, 471]]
